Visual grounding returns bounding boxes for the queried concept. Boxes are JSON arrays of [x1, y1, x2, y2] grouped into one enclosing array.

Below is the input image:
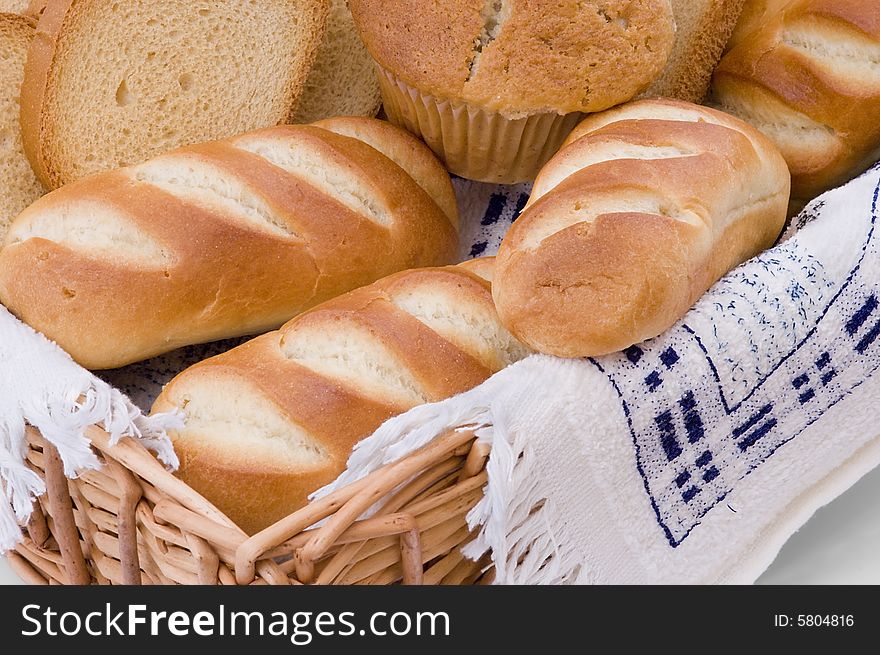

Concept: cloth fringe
[[462, 404, 588, 585], [0, 377, 181, 553], [313, 363, 589, 584]]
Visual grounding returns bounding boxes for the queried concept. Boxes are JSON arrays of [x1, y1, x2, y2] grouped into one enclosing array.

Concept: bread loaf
[[726, 0, 793, 50], [0, 117, 459, 369], [152, 260, 529, 535], [21, 0, 329, 189], [493, 98, 790, 358], [644, 0, 746, 103], [712, 0, 880, 204], [0, 12, 43, 239]]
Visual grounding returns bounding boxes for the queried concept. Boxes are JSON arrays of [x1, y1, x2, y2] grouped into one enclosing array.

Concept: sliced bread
[[25, 1, 46, 19], [644, 0, 746, 102], [0, 1, 30, 13], [21, 0, 329, 189], [292, 0, 380, 123], [0, 12, 43, 239]]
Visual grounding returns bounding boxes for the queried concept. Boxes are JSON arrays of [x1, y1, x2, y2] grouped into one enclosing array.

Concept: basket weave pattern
[[8, 426, 491, 585]]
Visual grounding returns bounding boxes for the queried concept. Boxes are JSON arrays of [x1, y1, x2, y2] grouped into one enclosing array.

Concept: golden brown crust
[[457, 256, 495, 282], [493, 99, 790, 357], [712, 0, 880, 202], [18, 0, 66, 188], [312, 115, 459, 226], [0, 119, 459, 369], [348, 0, 675, 117], [170, 438, 338, 537], [152, 264, 526, 535], [727, 0, 792, 50]]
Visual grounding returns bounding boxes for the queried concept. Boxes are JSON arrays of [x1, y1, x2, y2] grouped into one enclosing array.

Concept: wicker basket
[[7, 424, 492, 585]]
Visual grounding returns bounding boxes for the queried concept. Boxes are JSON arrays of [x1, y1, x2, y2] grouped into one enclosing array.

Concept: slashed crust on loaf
[[152, 263, 529, 535], [313, 116, 459, 227], [494, 98, 790, 358], [0, 12, 43, 238], [20, 0, 329, 189], [727, 0, 794, 50], [0, 118, 459, 369], [712, 0, 880, 203], [348, 0, 675, 117]]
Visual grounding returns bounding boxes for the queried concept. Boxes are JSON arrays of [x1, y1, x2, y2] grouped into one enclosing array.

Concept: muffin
[[348, 0, 676, 183]]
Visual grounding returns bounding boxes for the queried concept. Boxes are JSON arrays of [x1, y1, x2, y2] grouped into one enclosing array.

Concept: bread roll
[[712, 0, 880, 204], [152, 261, 529, 535], [493, 98, 790, 358], [21, 0, 329, 189], [0, 117, 459, 369]]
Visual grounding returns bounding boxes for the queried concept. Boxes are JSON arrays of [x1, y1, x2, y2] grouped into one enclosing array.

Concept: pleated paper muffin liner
[[376, 66, 583, 185]]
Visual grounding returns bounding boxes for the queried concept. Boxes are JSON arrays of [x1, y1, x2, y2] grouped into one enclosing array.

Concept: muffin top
[[349, 0, 676, 118]]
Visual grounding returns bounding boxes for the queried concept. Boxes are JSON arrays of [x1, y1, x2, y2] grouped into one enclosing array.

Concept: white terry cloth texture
[[0, 306, 181, 553], [317, 163, 880, 584]]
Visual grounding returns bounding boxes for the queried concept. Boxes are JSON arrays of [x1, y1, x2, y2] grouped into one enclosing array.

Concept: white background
[[1, 465, 878, 585]]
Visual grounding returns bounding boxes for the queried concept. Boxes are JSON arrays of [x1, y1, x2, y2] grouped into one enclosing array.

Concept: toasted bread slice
[[292, 0, 380, 123], [21, 0, 328, 189], [25, 1, 46, 19], [644, 0, 746, 102], [0, 1, 31, 13], [0, 12, 43, 238]]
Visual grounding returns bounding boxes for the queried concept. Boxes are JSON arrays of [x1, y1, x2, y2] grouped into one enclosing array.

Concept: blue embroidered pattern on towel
[[453, 178, 531, 261], [594, 173, 880, 547]]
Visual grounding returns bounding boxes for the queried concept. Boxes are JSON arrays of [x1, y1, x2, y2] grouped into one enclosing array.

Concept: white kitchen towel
[[318, 163, 880, 584], [0, 307, 180, 552]]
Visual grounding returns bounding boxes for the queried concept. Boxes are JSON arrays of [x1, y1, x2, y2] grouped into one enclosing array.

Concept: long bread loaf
[[0, 117, 459, 369], [492, 98, 790, 358], [152, 259, 528, 535], [712, 0, 880, 204]]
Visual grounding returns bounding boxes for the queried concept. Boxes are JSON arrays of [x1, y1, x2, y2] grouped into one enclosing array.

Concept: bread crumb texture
[[292, 0, 381, 122], [0, 13, 43, 238], [27, 0, 327, 188]]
